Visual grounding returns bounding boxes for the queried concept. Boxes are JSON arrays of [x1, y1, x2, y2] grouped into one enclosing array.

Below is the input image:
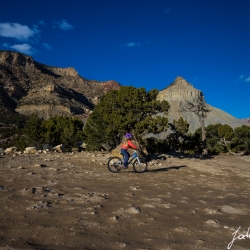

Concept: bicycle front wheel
[[133, 158, 148, 173], [108, 157, 122, 173]]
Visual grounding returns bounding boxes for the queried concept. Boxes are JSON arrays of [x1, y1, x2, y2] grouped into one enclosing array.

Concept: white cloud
[[10, 43, 36, 55], [42, 42, 52, 50], [245, 77, 250, 82], [54, 19, 74, 30], [0, 22, 38, 41], [122, 42, 141, 48], [239, 75, 250, 82]]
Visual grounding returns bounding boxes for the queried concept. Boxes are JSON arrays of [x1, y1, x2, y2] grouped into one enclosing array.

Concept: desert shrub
[[167, 117, 189, 152], [206, 124, 225, 154], [144, 138, 170, 154], [0, 111, 28, 149], [43, 116, 84, 148], [230, 125, 250, 153]]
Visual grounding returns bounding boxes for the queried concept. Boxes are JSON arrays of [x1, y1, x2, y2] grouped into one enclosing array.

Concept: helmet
[[125, 133, 132, 139]]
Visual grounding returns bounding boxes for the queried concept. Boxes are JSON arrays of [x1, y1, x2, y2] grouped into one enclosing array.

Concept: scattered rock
[[126, 207, 141, 214], [24, 147, 37, 154], [111, 216, 120, 222], [221, 205, 246, 215], [53, 144, 66, 153], [29, 201, 52, 210], [206, 219, 220, 228], [4, 147, 17, 154], [33, 163, 46, 168]]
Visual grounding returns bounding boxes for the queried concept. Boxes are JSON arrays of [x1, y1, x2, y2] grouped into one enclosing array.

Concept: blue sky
[[0, 0, 249, 119]]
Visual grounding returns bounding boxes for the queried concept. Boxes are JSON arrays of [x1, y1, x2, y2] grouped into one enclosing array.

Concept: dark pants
[[121, 148, 130, 167]]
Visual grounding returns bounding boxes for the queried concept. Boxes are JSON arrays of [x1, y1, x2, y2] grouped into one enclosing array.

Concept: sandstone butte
[[156, 76, 245, 133]]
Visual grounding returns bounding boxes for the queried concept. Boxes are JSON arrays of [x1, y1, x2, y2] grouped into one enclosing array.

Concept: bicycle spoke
[[108, 157, 122, 173], [133, 158, 148, 173]]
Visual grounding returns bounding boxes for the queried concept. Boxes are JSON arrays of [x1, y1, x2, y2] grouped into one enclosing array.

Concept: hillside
[[0, 50, 120, 119], [0, 51, 247, 132]]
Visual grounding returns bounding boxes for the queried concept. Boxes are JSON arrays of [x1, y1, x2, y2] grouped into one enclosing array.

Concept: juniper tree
[[168, 117, 189, 152], [180, 94, 211, 155], [42, 116, 84, 148], [83, 86, 169, 151], [230, 125, 250, 154]]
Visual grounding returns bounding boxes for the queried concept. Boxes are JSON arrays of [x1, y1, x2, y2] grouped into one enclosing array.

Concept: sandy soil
[[0, 151, 250, 250]]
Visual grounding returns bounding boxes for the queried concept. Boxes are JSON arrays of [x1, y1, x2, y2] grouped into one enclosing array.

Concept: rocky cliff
[[157, 76, 245, 133], [0, 50, 121, 119], [242, 118, 250, 124]]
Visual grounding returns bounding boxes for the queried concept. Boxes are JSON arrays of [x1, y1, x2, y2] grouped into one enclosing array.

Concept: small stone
[[53, 144, 66, 153], [206, 220, 220, 228], [221, 205, 246, 215], [126, 207, 141, 214]]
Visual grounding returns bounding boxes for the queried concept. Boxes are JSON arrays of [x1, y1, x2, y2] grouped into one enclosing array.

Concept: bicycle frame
[[123, 151, 140, 165]]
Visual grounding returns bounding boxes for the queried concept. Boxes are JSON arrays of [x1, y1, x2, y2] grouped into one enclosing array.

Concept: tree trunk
[[198, 116, 208, 155]]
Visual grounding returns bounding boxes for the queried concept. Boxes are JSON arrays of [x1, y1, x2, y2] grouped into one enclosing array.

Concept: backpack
[[122, 138, 128, 147]]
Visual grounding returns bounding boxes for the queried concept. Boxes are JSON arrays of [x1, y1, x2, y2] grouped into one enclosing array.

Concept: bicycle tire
[[133, 158, 148, 173], [108, 157, 122, 173]]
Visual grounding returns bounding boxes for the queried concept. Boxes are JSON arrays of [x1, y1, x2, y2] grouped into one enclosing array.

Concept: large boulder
[[23, 147, 38, 154], [4, 146, 17, 154], [53, 144, 66, 153]]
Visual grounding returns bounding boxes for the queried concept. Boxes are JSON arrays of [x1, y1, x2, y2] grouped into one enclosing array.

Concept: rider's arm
[[128, 140, 138, 150]]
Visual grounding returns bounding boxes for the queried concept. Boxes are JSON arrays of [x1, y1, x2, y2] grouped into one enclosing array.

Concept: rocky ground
[[0, 151, 250, 250]]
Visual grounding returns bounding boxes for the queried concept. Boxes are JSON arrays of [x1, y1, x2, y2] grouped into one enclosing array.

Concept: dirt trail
[[0, 152, 250, 250]]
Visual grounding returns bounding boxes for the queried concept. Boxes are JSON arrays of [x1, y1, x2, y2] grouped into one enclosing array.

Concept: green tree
[[230, 125, 250, 153], [83, 86, 169, 151], [15, 114, 44, 150], [206, 124, 224, 154], [218, 124, 233, 151], [168, 117, 189, 152], [180, 95, 211, 155], [0, 111, 28, 149], [43, 116, 84, 148]]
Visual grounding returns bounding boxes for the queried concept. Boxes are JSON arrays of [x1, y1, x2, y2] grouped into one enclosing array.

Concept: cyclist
[[120, 133, 138, 169]]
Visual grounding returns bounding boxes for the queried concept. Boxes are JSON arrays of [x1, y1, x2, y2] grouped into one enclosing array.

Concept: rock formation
[[242, 118, 250, 124], [0, 50, 120, 119], [157, 76, 245, 133]]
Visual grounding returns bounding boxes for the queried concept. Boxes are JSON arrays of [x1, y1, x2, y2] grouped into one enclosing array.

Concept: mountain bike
[[107, 150, 147, 173]]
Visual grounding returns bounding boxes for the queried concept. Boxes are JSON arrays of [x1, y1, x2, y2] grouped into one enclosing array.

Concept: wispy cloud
[[164, 8, 170, 14], [9, 43, 36, 55], [0, 22, 38, 41], [0, 20, 73, 55], [53, 19, 74, 30], [245, 76, 250, 82], [2, 43, 9, 48], [238, 75, 250, 82], [42, 42, 52, 50], [121, 42, 141, 48], [38, 20, 46, 26]]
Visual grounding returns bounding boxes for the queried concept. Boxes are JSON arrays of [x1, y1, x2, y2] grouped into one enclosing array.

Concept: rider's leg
[[121, 148, 130, 167]]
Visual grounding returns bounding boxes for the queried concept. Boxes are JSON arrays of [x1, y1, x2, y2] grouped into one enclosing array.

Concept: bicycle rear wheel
[[108, 157, 122, 173], [133, 158, 148, 173]]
